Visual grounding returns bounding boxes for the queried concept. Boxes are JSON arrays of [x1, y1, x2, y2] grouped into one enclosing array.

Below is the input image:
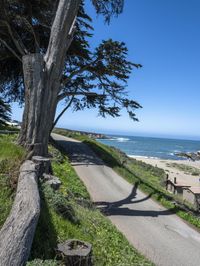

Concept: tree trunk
[[0, 160, 40, 266], [18, 53, 58, 157], [18, 0, 81, 158]]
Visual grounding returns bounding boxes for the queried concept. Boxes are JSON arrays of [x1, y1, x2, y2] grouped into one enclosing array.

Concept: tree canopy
[[0, 97, 11, 126], [0, 0, 142, 124]]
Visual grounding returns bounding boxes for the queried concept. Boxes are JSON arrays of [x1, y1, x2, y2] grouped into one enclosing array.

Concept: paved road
[[53, 133, 200, 266]]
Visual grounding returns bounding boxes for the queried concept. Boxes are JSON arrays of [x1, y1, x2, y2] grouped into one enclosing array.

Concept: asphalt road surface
[[53, 133, 200, 266]]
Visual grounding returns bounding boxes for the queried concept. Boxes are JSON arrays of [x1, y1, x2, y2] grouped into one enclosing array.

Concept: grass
[[0, 134, 25, 227], [87, 141, 200, 228], [53, 128, 200, 230], [27, 260, 58, 266], [1, 129, 199, 264], [166, 162, 200, 176], [0, 135, 24, 160], [0, 135, 151, 265], [0, 124, 20, 132], [29, 145, 152, 265], [53, 128, 91, 142]]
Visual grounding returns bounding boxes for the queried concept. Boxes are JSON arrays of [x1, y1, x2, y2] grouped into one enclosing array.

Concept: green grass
[[0, 133, 151, 265], [54, 129, 200, 230], [53, 128, 92, 142], [86, 140, 200, 228], [30, 145, 152, 266], [0, 124, 20, 132], [27, 260, 58, 266], [166, 162, 200, 176], [0, 174, 13, 227], [0, 135, 25, 160], [0, 134, 25, 227]]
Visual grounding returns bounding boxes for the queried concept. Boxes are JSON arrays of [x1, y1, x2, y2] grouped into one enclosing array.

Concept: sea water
[[97, 135, 200, 160]]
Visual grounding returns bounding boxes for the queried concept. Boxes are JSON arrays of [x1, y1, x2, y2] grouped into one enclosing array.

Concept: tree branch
[[59, 57, 100, 92], [1, 20, 27, 56], [0, 38, 22, 62], [57, 91, 102, 102], [16, 16, 40, 52], [52, 95, 75, 130], [44, 0, 81, 73]]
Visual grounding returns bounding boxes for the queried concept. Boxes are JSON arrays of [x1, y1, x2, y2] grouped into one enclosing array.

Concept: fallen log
[[0, 160, 40, 266]]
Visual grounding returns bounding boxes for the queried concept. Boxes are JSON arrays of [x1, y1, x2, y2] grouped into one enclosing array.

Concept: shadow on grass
[[30, 188, 58, 260]]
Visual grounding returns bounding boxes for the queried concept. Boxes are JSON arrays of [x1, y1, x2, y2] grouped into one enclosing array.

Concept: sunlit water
[[97, 135, 200, 160]]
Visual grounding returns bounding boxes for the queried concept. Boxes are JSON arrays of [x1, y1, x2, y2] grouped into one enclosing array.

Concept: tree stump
[[57, 239, 93, 266], [32, 156, 51, 176]]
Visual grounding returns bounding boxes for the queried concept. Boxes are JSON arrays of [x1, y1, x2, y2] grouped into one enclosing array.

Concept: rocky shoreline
[[175, 151, 200, 161]]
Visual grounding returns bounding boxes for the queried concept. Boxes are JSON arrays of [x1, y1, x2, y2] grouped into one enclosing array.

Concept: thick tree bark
[[19, 0, 81, 157], [0, 161, 40, 266], [18, 53, 58, 157]]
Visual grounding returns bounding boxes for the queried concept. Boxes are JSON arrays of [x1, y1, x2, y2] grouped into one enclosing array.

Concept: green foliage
[[0, 1, 92, 103], [42, 183, 78, 224], [0, 1, 141, 122], [0, 97, 11, 125], [0, 124, 20, 131], [27, 259, 58, 266], [0, 174, 13, 227], [30, 190, 58, 260], [0, 134, 25, 161], [52, 154, 90, 200], [62, 132, 200, 230], [53, 128, 92, 142], [0, 135, 25, 228], [92, 0, 124, 23], [31, 145, 152, 265]]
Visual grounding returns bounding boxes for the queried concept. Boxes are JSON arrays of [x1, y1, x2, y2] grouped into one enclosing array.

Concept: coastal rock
[[175, 151, 200, 161], [43, 173, 61, 190]]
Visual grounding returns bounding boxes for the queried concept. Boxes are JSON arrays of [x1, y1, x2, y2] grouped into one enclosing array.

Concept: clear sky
[[11, 0, 200, 139]]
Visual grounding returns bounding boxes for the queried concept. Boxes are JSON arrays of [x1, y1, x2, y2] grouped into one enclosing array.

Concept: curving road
[[53, 133, 200, 266]]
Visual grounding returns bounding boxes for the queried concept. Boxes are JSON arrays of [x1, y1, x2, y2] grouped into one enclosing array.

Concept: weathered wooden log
[[0, 160, 40, 266], [57, 239, 93, 266]]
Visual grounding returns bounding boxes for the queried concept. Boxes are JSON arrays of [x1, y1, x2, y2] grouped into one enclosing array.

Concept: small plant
[[42, 183, 78, 224]]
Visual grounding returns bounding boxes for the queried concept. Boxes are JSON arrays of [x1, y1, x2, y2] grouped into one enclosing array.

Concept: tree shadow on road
[[54, 139, 104, 166], [53, 137, 195, 217], [95, 182, 174, 218]]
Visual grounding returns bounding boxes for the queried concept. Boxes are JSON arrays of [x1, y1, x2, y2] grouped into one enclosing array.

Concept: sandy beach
[[130, 156, 200, 187]]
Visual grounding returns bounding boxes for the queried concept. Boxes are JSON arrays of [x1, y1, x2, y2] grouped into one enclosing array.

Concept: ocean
[[97, 135, 200, 160]]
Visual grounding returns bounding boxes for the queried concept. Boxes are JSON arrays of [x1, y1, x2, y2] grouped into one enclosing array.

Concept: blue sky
[[11, 0, 200, 139]]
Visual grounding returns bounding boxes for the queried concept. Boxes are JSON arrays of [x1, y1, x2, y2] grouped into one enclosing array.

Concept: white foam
[[128, 155, 159, 159], [116, 137, 130, 142]]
